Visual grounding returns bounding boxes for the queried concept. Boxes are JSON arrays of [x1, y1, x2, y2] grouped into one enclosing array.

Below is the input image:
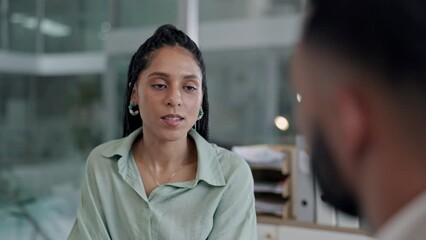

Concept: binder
[[255, 198, 291, 218], [293, 135, 315, 222], [336, 210, 360, 228], [314, 181, 337, 226]]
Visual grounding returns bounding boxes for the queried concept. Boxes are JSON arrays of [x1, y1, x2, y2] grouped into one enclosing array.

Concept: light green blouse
[[68, 128, 257, 240]]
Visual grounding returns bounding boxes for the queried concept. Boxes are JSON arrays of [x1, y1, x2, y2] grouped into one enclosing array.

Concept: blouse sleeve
[[207, 159, 257, 240], [67, 153, 111, 240]]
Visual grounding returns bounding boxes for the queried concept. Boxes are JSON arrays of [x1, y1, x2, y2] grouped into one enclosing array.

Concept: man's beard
[[311, 126, 360, 216]]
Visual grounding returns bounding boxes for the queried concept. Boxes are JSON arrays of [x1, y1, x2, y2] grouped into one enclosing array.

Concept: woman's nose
[[166, 88, 182, 107]]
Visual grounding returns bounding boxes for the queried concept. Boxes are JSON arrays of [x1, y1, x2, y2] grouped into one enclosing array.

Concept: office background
[[0, 0, 302, 239]]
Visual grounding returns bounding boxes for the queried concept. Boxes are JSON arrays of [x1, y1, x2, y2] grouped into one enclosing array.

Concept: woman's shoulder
[[85, 137, 130, 170], [213, 144, 252, 179], [88, 138, 125, 158], [190, 130, 251, 176], [88, 128, 141, 161], [214, 145, 244, 164]]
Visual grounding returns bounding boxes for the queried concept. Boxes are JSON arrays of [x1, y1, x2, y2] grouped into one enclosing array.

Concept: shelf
[[233, 144, 295, 221], [238, 144, 367, 236], [255, 200, 291, 219], [257, 216, 370, 236], [249, 165, 282, 171], [255, 193, 289, 200], [233, 144, 291, 174], [252, 170, 288, 182], [254, 180, 289, 197]]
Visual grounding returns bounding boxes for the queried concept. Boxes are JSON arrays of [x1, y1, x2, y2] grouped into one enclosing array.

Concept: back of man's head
[[293, 0, 426, 233], [304, 0, 426, 112]]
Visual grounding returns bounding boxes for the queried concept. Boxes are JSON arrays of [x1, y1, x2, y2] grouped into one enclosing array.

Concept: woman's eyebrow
[[147, 72, 169, 78], [182, 74, 200, 80], [147, 72, 200, 81]]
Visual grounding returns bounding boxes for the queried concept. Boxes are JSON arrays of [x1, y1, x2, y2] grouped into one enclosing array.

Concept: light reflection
[[10, 13, 71, 37], [274, 115, 289, 131], [297, 93, 302, 103]]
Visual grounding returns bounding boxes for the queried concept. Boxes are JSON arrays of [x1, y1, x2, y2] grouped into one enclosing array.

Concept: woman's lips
[[161, 114, 184, 127]]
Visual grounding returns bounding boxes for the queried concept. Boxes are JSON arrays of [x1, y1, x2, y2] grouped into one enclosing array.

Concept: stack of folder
[[233, 141, 363, 230], [232, 145, 293, 220]]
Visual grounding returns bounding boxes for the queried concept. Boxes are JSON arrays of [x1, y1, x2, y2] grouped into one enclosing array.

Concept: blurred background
[[0, 0, 302, 239]]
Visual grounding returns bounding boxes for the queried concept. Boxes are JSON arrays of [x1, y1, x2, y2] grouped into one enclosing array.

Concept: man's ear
[[336, 87, 368, 165]]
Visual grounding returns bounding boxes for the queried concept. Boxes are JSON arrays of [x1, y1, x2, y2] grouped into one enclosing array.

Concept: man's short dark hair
[[303, 0, 426, 103]]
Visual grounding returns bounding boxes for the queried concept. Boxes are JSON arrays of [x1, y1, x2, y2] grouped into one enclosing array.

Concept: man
[[291, 0, 426, 239]]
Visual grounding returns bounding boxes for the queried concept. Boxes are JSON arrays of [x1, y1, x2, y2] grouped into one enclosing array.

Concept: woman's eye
[[184, 86, 197, 91], [152, 84, 166, 89]]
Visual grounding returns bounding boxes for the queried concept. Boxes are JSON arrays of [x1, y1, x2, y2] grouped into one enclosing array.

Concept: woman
[[68, 24, 257, 240]]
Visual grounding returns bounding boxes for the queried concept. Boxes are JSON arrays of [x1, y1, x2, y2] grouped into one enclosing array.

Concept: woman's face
[[132, 46, 203, 142]]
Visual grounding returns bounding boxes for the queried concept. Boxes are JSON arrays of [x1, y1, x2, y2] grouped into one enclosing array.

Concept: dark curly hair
[[122, 24, 209, 139]]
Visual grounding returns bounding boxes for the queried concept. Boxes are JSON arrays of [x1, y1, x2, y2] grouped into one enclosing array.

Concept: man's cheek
[[296, 104, 314, 136]]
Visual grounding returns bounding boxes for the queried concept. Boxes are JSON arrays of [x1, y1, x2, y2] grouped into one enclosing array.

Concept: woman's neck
[[135, 132, 194, 171]]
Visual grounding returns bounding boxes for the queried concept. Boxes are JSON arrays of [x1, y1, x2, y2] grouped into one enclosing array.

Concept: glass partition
[[0, 4, 3, 50], [200, 0, 301, 22], [115, 0, 178, 28], [112, 55, 132, 138], [204, 48, 296, 146], [0, 73, 103, 239], [44, 0, 107, 52], [7, 0, 37, 52]]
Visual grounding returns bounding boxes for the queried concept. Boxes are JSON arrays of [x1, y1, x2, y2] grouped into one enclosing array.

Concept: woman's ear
[[130, 86, 138, 102]]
